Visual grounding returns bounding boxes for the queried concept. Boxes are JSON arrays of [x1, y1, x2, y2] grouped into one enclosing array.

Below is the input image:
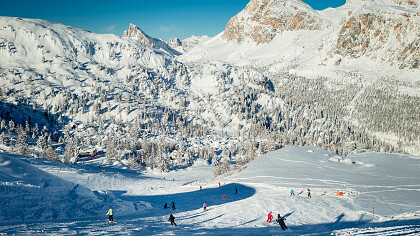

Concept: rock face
[[168, 37, 182, 48], [335, 11, 419, 69], [123, 23, 180, 55], [393, 0, 418, 9], [222, 0, 328, 44]]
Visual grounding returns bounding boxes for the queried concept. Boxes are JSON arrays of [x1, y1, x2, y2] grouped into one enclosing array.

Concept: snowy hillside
[[0, 153, 106, 222], [0, 147, 419, 234]]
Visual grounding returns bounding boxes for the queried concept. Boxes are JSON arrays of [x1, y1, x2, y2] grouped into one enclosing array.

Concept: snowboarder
[[164, 203, 168, 209], [168, 214, 177, 226], [170, 201, 176, 210], [291, 189, 295, 196], [307, 188, 311, 198], [276, 214, 288, 230], [203, 202, 207, 211], [106, 208, 114, 222], [235, 187, 238, 194], [266, 211, 273, 222]]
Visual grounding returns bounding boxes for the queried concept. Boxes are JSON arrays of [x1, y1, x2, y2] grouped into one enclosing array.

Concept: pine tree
[[16, 125, 30, 156], [46, 146, 57, 161], [64, 137, 79, 163]]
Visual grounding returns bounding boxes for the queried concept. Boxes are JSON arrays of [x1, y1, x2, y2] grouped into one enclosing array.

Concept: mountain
[[182, 0, 419, 69], [222, 0, 328, 44], [168, 35, 211, 53], [168, 37, 182, 49], [122, 23, 181, 56]]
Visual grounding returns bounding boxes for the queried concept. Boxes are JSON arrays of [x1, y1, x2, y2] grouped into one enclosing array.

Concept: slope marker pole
[[373, 203, 375, 219]]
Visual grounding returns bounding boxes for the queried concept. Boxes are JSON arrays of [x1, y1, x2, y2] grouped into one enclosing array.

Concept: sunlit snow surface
[[1, 146, 419, 235]]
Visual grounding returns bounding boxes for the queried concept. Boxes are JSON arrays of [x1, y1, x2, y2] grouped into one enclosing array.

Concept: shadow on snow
[[111, 183, 256, 218]]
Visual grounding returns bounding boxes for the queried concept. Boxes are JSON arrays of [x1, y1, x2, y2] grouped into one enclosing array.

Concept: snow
[[0, 1, 419, 233], [1, 147, 419, 234]]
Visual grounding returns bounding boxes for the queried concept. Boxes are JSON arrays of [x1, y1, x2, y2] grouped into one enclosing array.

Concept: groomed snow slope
[[0, 146, 419, 235]]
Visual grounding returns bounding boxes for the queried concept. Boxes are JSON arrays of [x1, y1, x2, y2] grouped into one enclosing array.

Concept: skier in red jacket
[[266, 211, 273, 222]]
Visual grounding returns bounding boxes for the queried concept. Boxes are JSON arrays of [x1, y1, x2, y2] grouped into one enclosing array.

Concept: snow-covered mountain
[[181, 0, 419, 69], [168, 35, 211, 53], [122, 23, 181, 56]]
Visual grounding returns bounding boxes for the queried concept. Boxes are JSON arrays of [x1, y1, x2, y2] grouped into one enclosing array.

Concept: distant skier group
[[164, 201, 176, 210], [105, 183, 291, 231]]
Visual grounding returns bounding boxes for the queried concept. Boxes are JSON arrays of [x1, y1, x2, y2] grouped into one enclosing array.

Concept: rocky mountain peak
[[122, 23, 180, 56], [123, 23, 156, 48], [222, 0, 328, 44], [168, 37, 182, 48]]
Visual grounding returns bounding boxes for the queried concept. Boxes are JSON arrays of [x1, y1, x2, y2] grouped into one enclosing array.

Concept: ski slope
[[1, 146, 419, 235]]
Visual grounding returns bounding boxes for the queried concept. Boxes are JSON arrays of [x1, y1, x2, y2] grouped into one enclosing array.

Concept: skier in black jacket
[[276, 214, 288, 230], [169, 214, 177, 226], [170, 201, 176, 210]]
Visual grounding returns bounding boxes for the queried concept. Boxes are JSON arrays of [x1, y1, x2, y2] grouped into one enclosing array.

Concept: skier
[[203, 202, 207, 211], [168, 214, 177, 226], [291, 189, 295, 196], [266, 211, 273, 222], [276, 214, 288, 230], [218, 182, 221, 187], [170, 201, 176, 210], [200, 186, 202, 191], [308, 188, 311, 198], [235, 187, 238, 194], [106, 208, 114, 222], [164, 203, 168, 209]]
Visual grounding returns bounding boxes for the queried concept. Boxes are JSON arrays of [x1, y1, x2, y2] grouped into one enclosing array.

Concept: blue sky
[[1, 0, 346, 41]]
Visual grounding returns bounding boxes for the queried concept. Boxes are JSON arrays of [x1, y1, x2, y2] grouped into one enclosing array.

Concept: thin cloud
[[105, 24, 117, 33], [159, 25, 178, 33]]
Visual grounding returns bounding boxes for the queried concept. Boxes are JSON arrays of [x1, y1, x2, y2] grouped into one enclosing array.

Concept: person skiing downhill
[[291, 189, 295, 196], [168, 214, 177, 226], [203, 202, 207, 211], [170, 201, 176, 210], [106, 208, 114, 222], [266, 211, 273, 222], [276, 214, 288, 230], [308, 189, 311, 198]]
